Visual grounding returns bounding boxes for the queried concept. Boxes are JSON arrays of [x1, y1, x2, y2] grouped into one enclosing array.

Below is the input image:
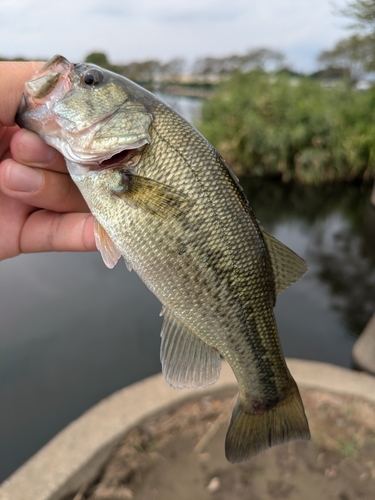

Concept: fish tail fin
[[225, 384, 310, 463]]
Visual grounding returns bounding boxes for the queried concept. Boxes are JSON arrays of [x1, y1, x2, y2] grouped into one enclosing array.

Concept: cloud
[[158, 2, 246, 23], [87, 0, 132, 17], [89, 6, 128, 16], [161, 10, 244, 23]]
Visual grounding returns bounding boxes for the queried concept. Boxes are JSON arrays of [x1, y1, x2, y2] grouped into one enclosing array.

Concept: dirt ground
[[67, 389, 375, 500]]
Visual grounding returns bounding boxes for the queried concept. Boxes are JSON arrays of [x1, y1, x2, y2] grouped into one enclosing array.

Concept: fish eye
[[81, 69, 103, 87]]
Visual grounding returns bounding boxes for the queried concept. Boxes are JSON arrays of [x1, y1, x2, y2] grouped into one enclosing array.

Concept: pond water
[[1, 99, 374, 481]]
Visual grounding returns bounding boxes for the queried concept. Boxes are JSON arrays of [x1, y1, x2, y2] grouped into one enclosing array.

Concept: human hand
[[0, 62, 96, 261]]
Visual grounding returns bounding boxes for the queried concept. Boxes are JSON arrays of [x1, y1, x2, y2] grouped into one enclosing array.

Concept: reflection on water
[[309, 215, 375, 336], [242, 180, 375, 339]]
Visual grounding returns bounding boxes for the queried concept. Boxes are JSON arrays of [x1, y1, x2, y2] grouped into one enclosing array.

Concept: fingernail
[[17, 131, 56, 165], [6, 163, 43, 192]]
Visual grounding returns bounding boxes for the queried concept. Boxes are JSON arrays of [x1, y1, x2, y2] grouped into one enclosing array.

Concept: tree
[[85, 52, 111, 68], [318, 0, 375, 79], [318, 34, 375, 80], [240, 49, 285, 72], [120, 60, 162, 85], [160, 58, 186, 79], [340, 0, 375, 31], [85, 52, 124, 75], [193, 48, 285, 76]]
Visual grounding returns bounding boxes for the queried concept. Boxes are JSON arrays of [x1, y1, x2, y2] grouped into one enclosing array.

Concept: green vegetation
[[198, 71, 375, 184]]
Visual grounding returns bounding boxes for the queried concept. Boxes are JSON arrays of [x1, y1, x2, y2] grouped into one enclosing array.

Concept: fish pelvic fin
[[225, 383, 310, 464]]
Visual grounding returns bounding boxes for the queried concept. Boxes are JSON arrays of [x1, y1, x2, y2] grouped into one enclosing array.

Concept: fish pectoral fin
[[225, 381, 310, 463], [113, 173, 191, 220], [94, 218, 121, 269], [261, 227, 308, 294], [160, 310, 221, 389]]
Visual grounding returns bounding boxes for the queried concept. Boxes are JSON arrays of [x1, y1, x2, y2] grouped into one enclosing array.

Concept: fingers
[[1, 129, 88, 213], [0, 158, 89, 213], [0, 126, 18, 161], [0, 61, 43, 126], [0, 183, 96, 260], [11, 128, 67, 172], [0, 191, 32, 261], [20, 211, 96, 254], [0, 188, 96, 260]]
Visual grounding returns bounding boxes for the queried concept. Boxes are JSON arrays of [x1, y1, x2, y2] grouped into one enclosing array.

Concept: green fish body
[[17, 55, 310, 462]]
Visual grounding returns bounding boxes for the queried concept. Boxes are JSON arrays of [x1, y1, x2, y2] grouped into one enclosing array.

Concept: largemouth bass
[[16, 55, 310, 463]]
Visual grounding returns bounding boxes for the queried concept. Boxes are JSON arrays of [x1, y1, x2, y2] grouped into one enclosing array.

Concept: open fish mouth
[[84, 140, 147, 172], [97, 148, 139, 170]]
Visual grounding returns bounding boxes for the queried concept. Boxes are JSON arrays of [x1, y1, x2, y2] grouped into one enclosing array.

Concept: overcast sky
[[1, 0, 350, 73]]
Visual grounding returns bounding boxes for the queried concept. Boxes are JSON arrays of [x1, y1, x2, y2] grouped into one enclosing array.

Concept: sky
[[1, 0, 351, 73]]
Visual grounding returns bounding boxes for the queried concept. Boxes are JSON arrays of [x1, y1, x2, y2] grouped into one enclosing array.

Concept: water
[[242, 179, 375, 347], [1, 98, 375, 481], [155, 92, 202, 123]]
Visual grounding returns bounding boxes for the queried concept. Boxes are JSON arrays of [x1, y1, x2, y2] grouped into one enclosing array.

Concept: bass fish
[[17, 55, 310, 463]]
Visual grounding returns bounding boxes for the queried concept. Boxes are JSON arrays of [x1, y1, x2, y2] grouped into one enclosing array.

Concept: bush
[[198, 71, 375, 184]]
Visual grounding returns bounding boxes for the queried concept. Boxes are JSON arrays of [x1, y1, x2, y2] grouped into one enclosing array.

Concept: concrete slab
[[1, 359, 375, 500], [353, 312, 375, 375]]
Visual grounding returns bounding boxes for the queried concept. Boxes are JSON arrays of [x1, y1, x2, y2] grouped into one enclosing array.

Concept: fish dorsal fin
[[94, 218, 121, 269], [261, 227, 307, 294], [160, 310, 221, 389]]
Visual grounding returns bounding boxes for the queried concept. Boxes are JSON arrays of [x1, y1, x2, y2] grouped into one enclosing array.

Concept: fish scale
[[16, 55, 310, 463]]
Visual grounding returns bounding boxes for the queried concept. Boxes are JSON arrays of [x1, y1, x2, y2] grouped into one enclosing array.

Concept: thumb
[[0, 62, 43, 127]]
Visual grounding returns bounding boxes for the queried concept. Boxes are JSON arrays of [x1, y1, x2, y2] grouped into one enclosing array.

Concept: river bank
[[2, 360, 375, 500]]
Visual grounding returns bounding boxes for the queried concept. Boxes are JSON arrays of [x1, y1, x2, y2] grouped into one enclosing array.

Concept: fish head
[[16, 55, 153, 172]]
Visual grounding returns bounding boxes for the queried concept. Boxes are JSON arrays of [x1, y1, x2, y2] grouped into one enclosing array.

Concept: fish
[[16, 55, 310, 463]]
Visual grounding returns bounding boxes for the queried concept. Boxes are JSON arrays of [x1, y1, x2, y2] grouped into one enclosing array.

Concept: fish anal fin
[[114, 173, 191, 220], [225, 382, 310, 463], [94, 218, 121, 269], [261, 227, 307, 294], [160, 310, 221, 389]]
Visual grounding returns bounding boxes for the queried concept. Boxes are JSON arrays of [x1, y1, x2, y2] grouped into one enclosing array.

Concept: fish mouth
[[87, 146, 143, 172], [16, 55, 74, 130], [99, 148, 138, 168]]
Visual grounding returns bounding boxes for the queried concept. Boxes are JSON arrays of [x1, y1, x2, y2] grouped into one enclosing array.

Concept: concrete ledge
[[353, 312, 375, 376], [1, 359, 375, 500]]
